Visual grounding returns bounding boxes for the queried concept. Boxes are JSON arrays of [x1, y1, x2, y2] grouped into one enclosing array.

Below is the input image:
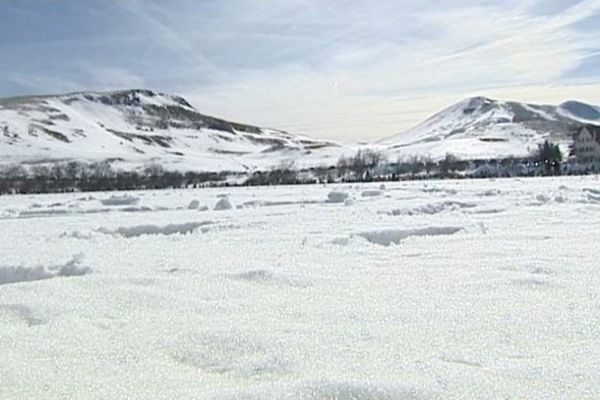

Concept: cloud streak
[[0, 0, 599, 141]]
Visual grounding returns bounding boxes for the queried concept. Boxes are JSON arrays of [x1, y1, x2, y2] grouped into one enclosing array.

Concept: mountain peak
[[455, 96, 498, 115], [382, 96, 600, 160], [0, 88, 193, 110], [0, 88, 342, 172], [464, 95, 496, 105], [56, 89, 195, 110]]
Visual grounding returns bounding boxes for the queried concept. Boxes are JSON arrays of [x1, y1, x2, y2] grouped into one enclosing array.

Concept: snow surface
[[2, 176, 600, 398]]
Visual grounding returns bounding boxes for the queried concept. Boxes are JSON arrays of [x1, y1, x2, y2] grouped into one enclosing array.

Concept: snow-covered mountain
[[2, 90, 599, 172], [0, 89, 344, 172], [383, 96, 598, 160]]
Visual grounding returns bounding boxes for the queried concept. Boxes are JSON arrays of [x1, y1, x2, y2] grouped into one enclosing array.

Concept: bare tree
[[439, 153, 460, 176], [50, 164, 65, 181], [144, 163, 165, 178], [3, 164, 27, 180], [423, 156, 435, 176], [313, 164, 333, 183], [267, 160, 297, 185], [336, 155, 352, 179], [64, 161, 82, 181], [349, 149, 385, 181]]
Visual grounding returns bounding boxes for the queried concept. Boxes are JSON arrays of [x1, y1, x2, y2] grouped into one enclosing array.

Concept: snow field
[[1, 176, 600, 398]]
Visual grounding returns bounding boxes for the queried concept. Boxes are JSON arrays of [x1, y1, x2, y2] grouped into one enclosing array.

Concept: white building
[[573, 125, 600, 163]]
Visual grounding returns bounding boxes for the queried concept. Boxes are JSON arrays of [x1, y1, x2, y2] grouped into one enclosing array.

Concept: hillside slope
[[0, 89, 344, 172], [383, 96, 596, 160], [2, 90, 598, 172]]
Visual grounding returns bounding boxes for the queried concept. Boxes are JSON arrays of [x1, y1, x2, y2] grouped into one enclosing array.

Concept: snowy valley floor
[[1, 176, 600, 399]]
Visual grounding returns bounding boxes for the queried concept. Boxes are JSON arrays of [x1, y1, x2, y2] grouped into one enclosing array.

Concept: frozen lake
[[2, 176, 600, 399]]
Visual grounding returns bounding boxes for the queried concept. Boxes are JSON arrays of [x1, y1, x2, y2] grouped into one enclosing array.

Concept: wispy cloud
[[1, 0, 599, 141], [86, 66, 146, 90]]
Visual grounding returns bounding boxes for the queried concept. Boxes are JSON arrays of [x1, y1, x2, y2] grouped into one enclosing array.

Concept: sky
[[1, 0, 599, 142]]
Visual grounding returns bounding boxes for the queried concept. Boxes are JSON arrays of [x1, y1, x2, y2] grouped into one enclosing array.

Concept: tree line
[[0, 162, 229, 194], [0, 140, 587, 195]]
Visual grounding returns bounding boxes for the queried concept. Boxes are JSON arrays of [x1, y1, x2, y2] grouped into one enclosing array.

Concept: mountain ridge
[[0, 89, 344, 172], [383, 95, 599, 160], [1, 89, 598, 171]]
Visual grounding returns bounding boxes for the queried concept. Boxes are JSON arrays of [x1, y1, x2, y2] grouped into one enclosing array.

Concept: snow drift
[[357, 226, 463, 246], [0, 254, 90, 286], [100, 194, 140, 206], [100, 221, 212, 237]]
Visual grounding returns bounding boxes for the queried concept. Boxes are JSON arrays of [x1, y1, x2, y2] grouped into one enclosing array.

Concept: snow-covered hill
[[1, 90, 598, 172], [383, 96, 597, 160], [0, 90, 344, 172]]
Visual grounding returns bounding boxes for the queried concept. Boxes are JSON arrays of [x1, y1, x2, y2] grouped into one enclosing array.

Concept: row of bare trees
[[336, 149, 386, 181], [244, 161, 301, 186], [0, 162, 228, 194], [0, 141, 573, 194]]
